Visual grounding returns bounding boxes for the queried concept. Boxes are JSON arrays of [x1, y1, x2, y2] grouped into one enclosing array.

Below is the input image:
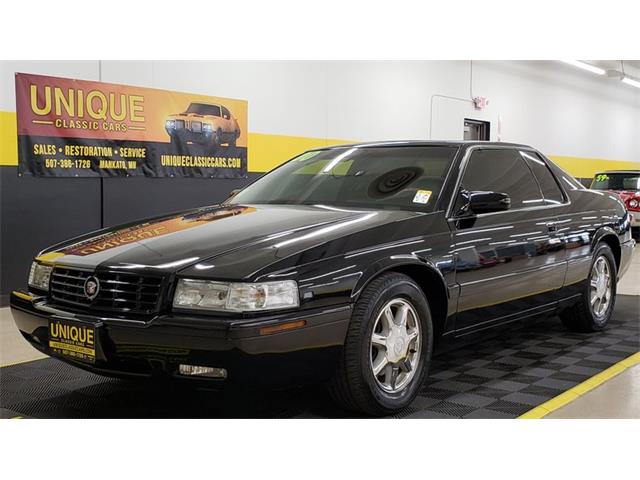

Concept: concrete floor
[[1, 245, 638, 417], [545, 363, 640, 418], [0, 307, 46, 367]]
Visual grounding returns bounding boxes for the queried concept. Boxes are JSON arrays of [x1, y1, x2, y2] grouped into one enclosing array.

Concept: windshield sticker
[[595, 174, 609, 182], [412, 190, 432, 204], [294, 151, 322, 162]]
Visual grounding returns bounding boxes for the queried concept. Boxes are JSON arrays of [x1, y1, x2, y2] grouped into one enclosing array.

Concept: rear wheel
[[327, 272, 433, 416], [560, 242, 617, 332]]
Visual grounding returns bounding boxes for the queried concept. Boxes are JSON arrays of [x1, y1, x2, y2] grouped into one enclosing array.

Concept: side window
[[206, 105, 221, 117], [457, 149, 544, 212], [520, 151, 565, 204], [221, 106, 231, 119]]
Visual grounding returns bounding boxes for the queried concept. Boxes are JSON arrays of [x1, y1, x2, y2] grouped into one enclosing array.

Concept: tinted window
[[186, 103, 221, 116], [520, 151, 565, 204], [230, 146, 458, 212], [457, 149, 544, 210], [221, 106, 231, 119]]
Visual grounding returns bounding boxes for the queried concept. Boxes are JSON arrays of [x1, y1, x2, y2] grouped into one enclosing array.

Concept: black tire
[[632, 227, 640, 241], [213, 128, 223, 147], [560, 242, 617, 332], [327, 272, 433, 416], [229, 131, 238, 147], [169, 134, 184, 149]]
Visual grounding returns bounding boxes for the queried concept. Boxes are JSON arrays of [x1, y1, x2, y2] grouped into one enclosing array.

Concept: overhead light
[[621, 76, 640, 89], [560, 60, 606, 75]]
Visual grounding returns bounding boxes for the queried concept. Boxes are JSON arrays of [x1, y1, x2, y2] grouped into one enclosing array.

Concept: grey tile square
[[494, 348, 519, 356], [428, 380, 477, 393], [495, 356, 537, 367], [405, 409, 458, 419], [548, 355, 582, 365], [465, 367, 509, 379], [606, 344, 639, 353], [593, 336, 623, 345], [533, 377, 577, 390], [485, 379, 528, 392], [585, 354, 624, 364], [463, 408, 513, 419], [447, 392, 496, 408], [501, 392, 551, 406], [514, 367, 556, 378], [429, 369, 460, 380], [463, 359, 493, 368], [523, 346, 558, 355], [559, 364, 602, 376], [410, 396, 441, 409]]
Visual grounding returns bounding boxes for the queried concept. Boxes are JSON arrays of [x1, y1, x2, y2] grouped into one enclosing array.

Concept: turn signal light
[[259, 320, 306, 336]]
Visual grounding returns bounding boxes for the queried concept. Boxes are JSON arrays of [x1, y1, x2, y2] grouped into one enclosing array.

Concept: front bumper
[[10, 292, 351, 387]]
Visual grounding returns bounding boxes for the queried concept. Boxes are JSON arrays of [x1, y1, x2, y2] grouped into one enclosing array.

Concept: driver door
[[450, 148, 566, 335]]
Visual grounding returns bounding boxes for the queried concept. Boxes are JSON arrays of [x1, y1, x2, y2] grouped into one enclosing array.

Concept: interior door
[[450, 148, 566, 335]]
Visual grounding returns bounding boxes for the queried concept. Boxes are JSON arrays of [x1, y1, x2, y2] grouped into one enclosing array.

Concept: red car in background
[[591, 170, 640, 239]]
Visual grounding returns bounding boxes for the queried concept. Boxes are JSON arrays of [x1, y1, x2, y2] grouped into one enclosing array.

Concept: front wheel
[[213, 128, 223, 147], [327, 272, 433, 416], [229, 131, 239, 147], [560, 242, 617, 332]]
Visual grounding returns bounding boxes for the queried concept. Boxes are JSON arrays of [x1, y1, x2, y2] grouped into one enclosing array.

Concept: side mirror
[[468, 191, 511, 214]]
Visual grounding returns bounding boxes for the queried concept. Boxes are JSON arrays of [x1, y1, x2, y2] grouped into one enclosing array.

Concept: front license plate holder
[[48, 317, 98, 364]]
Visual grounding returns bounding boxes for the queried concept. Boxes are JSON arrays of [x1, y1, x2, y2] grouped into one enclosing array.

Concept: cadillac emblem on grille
[[83, 276, 100, 301]]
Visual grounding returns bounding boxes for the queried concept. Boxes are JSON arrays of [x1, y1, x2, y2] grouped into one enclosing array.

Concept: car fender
[[591, 226, 619, 250], [351, 255, 447, 302]]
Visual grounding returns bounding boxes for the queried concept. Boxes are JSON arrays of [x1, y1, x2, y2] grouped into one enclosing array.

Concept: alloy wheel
[[369, 298, 421, 393], [590, 255, 612, 318]]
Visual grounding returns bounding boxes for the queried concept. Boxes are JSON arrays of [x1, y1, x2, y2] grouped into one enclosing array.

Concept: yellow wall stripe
[[247, 132, 354, 172], [519, 351, 640, 419], [1, 111, 638, 175], [0, 111, 18, 167], [548, 155, 639, 179]]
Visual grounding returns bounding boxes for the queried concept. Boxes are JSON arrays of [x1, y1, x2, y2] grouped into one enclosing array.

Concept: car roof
[[189, 102, 220, 107], [314, 140, 534, 150]]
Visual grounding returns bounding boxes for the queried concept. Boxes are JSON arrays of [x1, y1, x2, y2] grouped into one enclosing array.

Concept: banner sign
[[15, 73, 248, 178]]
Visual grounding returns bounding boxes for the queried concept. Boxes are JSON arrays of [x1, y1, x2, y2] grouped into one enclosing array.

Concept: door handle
[[546, 222, 558, 232]]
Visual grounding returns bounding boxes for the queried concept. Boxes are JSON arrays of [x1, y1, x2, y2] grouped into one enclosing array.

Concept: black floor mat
[[1, 295, 638, 418]]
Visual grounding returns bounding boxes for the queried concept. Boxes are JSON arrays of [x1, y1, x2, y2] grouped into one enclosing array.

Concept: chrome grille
[[50, 267, 164, 315], [190, 121, 202, 133], [174, 119, 185, 130]]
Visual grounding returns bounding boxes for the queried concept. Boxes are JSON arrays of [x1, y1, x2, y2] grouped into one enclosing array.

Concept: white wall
[[2, 60, 639, 161]]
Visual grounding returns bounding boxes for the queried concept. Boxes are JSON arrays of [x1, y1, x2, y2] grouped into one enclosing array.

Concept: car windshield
[[186, 103, 220, 116], [591, 172, 640, 191], [229, 146, 458, 211]]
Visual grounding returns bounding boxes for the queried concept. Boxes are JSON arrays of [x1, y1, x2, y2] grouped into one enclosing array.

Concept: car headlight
[[629, 199, 639, 209], [173, 279, 299, 312], [28, 262, 53, 290], [202, 123, 213, 131], [165, 119, 175, 129]]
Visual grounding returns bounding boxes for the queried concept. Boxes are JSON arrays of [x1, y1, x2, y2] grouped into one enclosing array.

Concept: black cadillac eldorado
[[11, 141, 635, 415]]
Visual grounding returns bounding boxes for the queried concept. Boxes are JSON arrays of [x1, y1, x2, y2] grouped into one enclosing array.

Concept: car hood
[[40, 204, 424, 279]]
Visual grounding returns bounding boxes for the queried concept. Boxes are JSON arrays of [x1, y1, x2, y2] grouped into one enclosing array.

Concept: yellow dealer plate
[[48, 319, 96, 364]]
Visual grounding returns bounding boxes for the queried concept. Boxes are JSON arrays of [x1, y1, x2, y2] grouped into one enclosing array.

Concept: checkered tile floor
[[1, 295, 638, 418]]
